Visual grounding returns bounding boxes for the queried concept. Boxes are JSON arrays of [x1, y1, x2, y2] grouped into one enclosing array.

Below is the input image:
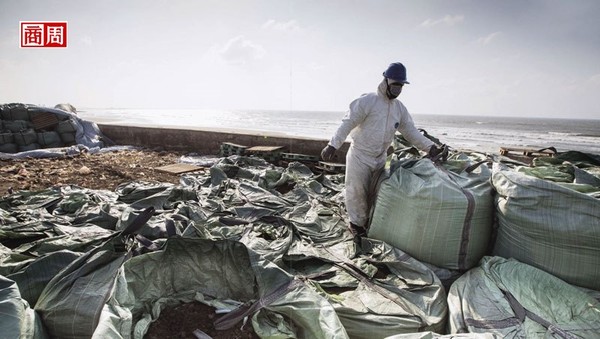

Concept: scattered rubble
[[0, 149, 188, 195]]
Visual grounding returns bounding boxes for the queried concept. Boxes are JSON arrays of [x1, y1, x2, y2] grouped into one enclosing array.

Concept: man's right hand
[[321, 145, 336, 161]]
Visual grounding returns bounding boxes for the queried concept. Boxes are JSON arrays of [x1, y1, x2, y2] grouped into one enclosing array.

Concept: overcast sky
[[1, 0, 599, 119]]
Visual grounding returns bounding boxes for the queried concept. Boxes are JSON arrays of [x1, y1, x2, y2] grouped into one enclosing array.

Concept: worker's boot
[[348, 223, 367, 237], [348, 223, 367, 252]]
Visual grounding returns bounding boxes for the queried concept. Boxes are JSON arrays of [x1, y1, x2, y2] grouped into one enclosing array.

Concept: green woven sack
[[369, 158, 493, 271], [448, 256, 600, 337], [492, 164, 600, 290], [60, 132, 76, 145], [56, 119, 78, 133], [2, 104, 29, 121], [37, 131, 62, 147], [4, 120, 30, 133], [0, 105, 8, 119], [18, 143, 40, 152], [0, 132, 14, 145], [13, 129, 37, 146], [0, 143, 18, 153]]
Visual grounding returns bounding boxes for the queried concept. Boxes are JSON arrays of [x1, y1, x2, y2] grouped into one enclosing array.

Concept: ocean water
[[79, 108, 600, 155]]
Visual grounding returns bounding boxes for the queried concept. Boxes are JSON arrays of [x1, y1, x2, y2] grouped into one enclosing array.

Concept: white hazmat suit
[[327, 79, 434, 228]]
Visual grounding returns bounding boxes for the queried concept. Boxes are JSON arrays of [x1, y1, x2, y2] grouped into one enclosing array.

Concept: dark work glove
[[428, 145, 442, 157], [321, 145, 337, 161], [427, 144, 448, 161]]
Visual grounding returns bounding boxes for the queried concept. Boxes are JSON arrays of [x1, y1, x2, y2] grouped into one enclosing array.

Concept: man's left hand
[[427, 144, 448, 161]]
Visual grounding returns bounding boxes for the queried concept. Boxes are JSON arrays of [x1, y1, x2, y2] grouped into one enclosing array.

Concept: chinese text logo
[[20, 21, 68, 48]]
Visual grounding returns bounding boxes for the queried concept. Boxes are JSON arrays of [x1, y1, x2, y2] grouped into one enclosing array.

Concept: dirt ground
[[145, 301, 259, 339], [0, 149, 191, 196]]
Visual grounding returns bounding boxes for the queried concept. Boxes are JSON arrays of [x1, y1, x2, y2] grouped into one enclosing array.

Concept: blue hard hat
[[383, 62, 409, 84]]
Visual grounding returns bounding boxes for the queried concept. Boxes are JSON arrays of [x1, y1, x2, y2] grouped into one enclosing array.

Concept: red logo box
[[20, 21, 68, 48]]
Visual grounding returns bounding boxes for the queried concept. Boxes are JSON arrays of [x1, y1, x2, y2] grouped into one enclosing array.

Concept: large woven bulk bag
[[18, 143, 41, 152], [13, 129, 38, 146], [60, 132, 77, 145], [4, 103, 30, 121], [369, 158, 493, 271], [0, 105, 9, 119], [4, 120, 30, 133], [37, 131, 62, 148], [0, 143, 18, 153], [491, 164, 600, 290], [56, 117, 79, 145], [56, 119, 78, 133], [0, 132, 14, 144], [448, 256, 600, 337]]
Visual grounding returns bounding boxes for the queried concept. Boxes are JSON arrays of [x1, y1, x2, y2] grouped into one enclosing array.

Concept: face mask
[[386, 80, 403, 99]]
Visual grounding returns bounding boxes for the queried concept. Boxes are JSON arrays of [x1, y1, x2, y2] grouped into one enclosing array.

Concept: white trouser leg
[[344, 147, 385, 227]]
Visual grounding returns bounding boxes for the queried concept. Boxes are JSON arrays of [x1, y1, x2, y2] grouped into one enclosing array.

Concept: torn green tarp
[[517, 164, 600, 196], [0, 186, 128, 248], [6, 249, 82, 306], [0, 275, 48, 339], [448, 256, 600, 338], [517, 164, 575, 183], [369, 155, 494, 271], [115, 181, 175, 204], [0, 242, 36, 275], [0, 221, 56, 254], [519, 152, 600, 197], [95, 237, 349, 339], [386, 332, 500, 339], [0, 158, 360, 337], [33, 207, 154, 339], [238, 215, 295, 265], [0, 191, 116, 257], [176, 158, 350, 250], [492, 163, 600, 290], [34, 235, 135, 339], [0, 220, 114, 258], [52, 186, 126, 229], [14, 153, 600, 337], [282, 238, 448, 338], [12, 224, 114, 256], [532, 150, 600, 168]]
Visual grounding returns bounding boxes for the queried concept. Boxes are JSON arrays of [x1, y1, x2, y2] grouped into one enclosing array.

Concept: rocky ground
[[0, 149, 191, 196]]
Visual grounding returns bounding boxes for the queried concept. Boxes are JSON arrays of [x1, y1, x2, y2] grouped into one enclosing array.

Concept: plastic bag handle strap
[[121, 206, 155, 235], [504, 290, 577, 339], [134, 234, 161, 251], [213, 279, 303, 331], [433, 165, 476, 271], [165, 218, 178, 237], [319, 245, 432, 322], [464, 160, 491, 174]]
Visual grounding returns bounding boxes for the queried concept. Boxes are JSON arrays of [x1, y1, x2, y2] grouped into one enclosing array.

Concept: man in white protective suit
[[321, 62, 443, 236]]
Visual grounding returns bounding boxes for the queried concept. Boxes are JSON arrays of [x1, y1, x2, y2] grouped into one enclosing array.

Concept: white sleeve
[[328, 97, 367, 149], [398, 111, 434, 152]]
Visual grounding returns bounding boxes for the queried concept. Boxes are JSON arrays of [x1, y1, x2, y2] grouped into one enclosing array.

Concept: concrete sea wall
[[98, 123, 350, 162]]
